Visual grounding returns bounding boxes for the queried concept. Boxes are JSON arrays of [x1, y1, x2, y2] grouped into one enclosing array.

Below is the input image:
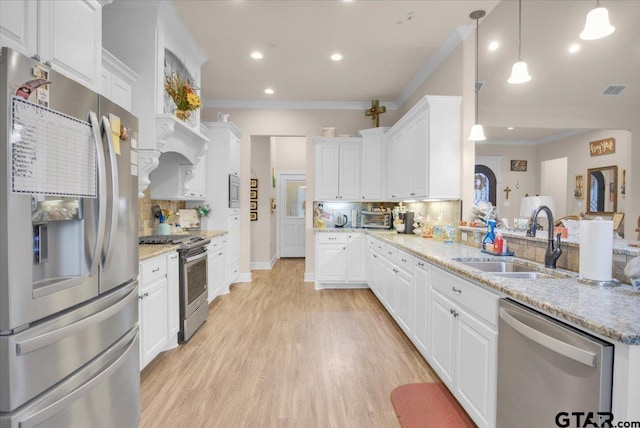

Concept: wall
[[250, 136, 272, 266], [250, 136, 307, 268], [537, 129, 631, 220], [476, 129, 632, 231], [475, 144, 540, 224]]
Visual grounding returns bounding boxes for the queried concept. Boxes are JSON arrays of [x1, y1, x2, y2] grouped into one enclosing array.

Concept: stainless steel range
[[139, 235, 211, 342]]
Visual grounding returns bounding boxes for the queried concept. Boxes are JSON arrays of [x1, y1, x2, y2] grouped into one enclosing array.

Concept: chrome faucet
[[526, 205, 562, 268]]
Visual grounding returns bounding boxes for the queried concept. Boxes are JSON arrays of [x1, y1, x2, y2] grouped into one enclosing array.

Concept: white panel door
[[338, 143, 361, 200], [430, 290, 456, 389], [279, 174, 306, 258]]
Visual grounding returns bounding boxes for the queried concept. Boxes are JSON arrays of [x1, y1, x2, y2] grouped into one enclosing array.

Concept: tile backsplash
[[314, 200, 461, 230], [138, 188, 186, 236]]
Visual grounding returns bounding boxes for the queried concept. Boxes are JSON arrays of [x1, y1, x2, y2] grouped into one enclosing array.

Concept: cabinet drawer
[[317, 233, 347, 244], [393, 249, 414, 273], [140, 256, 167, 286], [431, 266, 498, 327]]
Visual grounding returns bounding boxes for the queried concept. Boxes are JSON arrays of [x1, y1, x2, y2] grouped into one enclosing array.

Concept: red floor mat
[[390, 383, 476, 428]]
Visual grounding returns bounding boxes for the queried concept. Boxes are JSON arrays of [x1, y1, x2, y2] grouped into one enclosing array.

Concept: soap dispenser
[[483, 219, 496, 250]]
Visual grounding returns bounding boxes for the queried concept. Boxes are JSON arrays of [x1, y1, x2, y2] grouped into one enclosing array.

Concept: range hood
[[137, 115, 209, 198]]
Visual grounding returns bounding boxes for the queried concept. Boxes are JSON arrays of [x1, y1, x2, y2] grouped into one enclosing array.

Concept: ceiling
[[173, 0, 639, 143]]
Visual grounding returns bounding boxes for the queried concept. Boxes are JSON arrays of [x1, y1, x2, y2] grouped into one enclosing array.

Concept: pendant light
[[580, 0, 615, 40], [508, 0, 531, 84], [468, 10, 486, 142]]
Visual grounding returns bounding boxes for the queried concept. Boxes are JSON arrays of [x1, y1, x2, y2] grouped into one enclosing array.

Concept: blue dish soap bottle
[[483, 219, 496, 251]]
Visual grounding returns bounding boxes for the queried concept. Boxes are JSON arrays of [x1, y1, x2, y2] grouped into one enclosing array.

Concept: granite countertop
[[366, 232, 640, 345], [138, 230, 229, 261]]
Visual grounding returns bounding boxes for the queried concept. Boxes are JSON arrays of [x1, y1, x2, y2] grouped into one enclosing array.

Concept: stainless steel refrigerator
[[0, 47, 140, 427]]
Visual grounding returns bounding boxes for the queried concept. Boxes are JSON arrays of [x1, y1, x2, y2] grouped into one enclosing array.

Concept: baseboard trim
[[314, 282, 369, 290], [304, 272, 315, 283], [236, 272, 252, 283], [250, 254, 278, 270]]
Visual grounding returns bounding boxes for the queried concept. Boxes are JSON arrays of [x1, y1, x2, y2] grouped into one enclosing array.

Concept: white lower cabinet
[[208, 235, 230, 302], [139, 251, 179, 370], [365, 237, 498, 428], [430, 266, 498, 428], [166, 252, 180, 347], [412, 259, 431, 358], [315, 232, 366, 289]]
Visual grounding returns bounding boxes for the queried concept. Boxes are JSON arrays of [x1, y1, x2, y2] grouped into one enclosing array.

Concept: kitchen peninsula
[[316, 227, 640, 426]]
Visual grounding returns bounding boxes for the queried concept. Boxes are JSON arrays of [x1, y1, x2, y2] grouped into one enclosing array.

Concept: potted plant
[[164, 71, 201, 121]]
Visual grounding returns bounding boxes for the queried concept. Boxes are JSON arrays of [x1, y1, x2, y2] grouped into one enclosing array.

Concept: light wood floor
[[140, 258, 439, 428]]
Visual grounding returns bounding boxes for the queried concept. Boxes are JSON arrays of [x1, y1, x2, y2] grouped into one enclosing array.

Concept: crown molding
[[203, 99, 398, 111]]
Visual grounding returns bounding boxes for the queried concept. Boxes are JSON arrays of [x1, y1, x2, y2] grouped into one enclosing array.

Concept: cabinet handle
[[391, 195, 396, 198], [450, 308, 454, 314], [388, 251, 393, 255], [410, 192, 415, 196], [418, 262, 424, 267], [373, 254, 377, 259], [31, 54, 41, 62], [393, 268, 399, 273], [452, 286, 462, 294], [343, 247, 346, 250], [401, 258, 407, 263], [454, 310, 459, 318], [138, 295, 144, 300], [328, 237, 336, 240], [218, 252, 223, 256], [152, 267, 160, 273], [144, 292, 149, 297], [170, 255, 178, 260], [362, 196, 365, 199]]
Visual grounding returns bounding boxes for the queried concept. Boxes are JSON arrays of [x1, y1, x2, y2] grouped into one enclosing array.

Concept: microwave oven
[[360, 210, 392, 229], [229, 174, 240, 208]]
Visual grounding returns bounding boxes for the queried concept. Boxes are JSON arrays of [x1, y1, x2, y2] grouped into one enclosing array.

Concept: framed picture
[[589, 137, 615, 157], [510, 160, 527, 172], [574, 174, 584, 199], [250, 211, 258, 221], [250, 178, 258, 188], [250, 200, 257, 210], [270, 198, 276, 213], [612, 212, 624, 231], [250, 189, 257, 200]]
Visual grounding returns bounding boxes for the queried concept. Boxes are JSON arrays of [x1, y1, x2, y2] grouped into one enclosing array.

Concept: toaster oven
[[360, 210, 392, 229]]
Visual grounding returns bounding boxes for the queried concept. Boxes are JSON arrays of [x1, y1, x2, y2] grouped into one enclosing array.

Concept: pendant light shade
[[469, 124, 486, 141], [508, 0, 531, 84], [468, 10, 486, 142], [580, 1, 615, 40], [508, 61, 532, 84]]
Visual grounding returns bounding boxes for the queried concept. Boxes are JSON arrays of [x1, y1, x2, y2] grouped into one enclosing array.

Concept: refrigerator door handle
[[100, 115, 119, 269], [15, 283, 137, 356], [16, 329, 139, 428], [499, 308, 597, 367], [87, 112, 107, 277]]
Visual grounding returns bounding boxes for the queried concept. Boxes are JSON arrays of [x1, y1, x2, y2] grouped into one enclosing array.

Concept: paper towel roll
[[579, 219, 613, 281]]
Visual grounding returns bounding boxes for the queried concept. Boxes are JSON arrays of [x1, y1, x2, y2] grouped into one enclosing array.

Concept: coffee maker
[[398, 212, 415, 234]]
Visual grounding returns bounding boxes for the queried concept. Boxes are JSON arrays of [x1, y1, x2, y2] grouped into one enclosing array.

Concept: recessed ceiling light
[[331, 53, 343, 61], [507, 127, 515, 130], [568, 44, 581, 53], [251, 51, 263, 59], [488, 41, 499, 51], [264, 88, 274, 95]]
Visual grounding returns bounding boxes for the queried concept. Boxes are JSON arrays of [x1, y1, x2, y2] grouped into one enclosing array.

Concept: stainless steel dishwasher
[[497, 299, 613, 428]]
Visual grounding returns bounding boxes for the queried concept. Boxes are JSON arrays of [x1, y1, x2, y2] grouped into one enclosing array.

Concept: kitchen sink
[[457, 260, 571, 279], [490, 272, 554, 279], [461, 261, 536, 273]]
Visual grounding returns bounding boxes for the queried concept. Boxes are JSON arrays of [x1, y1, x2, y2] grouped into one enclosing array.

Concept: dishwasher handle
[[499, 308, 597, 367]]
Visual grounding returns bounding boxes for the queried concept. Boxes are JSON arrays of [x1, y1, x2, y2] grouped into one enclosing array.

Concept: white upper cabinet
[[314, 137, 361, 201], [101, 49, 139, 111], [1, 0, 103, 91], [358, 127, 388, 201], [386, 95, 462, 200]]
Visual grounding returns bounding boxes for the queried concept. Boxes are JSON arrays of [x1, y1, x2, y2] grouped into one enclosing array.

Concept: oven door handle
[[185, 252, 208, 264]]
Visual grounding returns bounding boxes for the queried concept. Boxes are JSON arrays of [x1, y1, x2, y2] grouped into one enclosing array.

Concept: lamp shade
[[580, 6, 615, 40], [508, 61, 532, 84], [520, 196, 555, 218], [468, 124, 486, 141]]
